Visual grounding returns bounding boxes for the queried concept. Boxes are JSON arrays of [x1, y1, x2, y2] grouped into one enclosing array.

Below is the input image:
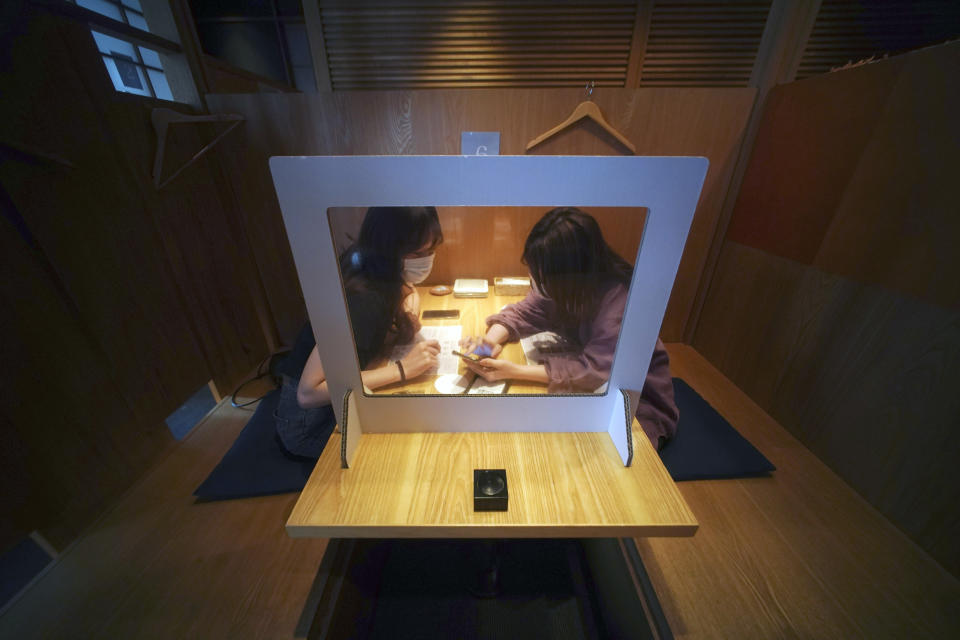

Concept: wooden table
[[287, 291, 697, 636], [287, 429, 697, 539], [287, 417, 696, 638], [370, 287, 546, 395], [288, 279, 696, 538]]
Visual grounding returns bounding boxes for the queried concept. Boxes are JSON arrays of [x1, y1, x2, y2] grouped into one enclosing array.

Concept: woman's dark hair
[[340, 206, 442, 349], [522, 207, 632, 317]]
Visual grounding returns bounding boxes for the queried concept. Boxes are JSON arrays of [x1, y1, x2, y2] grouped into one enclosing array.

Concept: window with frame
[[67, 0, 178, 101]]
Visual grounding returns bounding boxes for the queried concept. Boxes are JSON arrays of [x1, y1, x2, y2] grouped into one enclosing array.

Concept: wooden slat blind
[[797, 0, 960, 79], [641, 0, 772, 87], [318, 1, 638, 89]]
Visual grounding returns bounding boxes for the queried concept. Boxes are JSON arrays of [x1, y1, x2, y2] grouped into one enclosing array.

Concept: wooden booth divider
[[692, 41, 960, 577]]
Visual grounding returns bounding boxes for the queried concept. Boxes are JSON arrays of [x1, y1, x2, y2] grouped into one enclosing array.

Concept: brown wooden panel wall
[[329, 206, 647, 286], [0, 11, 268, 552], [693, 42, 960, 576], [208, 87, 756, 344]]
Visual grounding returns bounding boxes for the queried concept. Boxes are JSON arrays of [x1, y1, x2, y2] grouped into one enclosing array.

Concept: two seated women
[[276, 206, 678, 459]]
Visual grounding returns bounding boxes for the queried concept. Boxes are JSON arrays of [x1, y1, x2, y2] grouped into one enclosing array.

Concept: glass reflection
[[326, 205, 645, 397], [335, 206, 444, 384]]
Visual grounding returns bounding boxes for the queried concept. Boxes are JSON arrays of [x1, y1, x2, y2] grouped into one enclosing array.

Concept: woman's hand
[[401, 339, 441, 378], [459, 336, 503, 359], [463, 357, 518, 382]]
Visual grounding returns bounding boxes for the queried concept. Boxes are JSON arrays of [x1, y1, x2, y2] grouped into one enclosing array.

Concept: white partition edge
[[340, 389, 362, 468], [270, 156, 707, 440], [608, 389, 634, 466]]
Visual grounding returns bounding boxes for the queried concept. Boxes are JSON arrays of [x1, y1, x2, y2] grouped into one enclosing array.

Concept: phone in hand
[[451, 350, 482, 363], [472, 343, 494, 358]]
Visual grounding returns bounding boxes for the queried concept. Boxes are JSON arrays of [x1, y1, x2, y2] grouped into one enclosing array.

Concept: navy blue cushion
[[194, 389, 316, 501], [660, 378, 775, 481], [195, 378, 773, 501]]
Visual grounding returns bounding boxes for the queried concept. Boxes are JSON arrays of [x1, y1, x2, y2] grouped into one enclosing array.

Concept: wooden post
[[625, 0, 654, 88], [302, 0, 333, 92], [685, 0, 821, 343]]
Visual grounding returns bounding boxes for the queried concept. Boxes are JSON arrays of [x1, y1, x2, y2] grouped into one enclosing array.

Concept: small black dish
[[474, 469, 508, 511]]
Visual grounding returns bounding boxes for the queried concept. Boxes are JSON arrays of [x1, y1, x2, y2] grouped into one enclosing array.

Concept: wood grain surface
[[0, 11, 271, 552], [635, 344, 960, 639], [0, 379, 329, 639], [370, 288, 557, 396], [0, 184, 171, 551], [3, 348, 957, 638], [693, 42, 960, 578], [329, 205, 646, 288], [694, 241, 960, 578], [208, 87, 755, 343], [286, 425, 697, 538], [726, 41, 960, 309]]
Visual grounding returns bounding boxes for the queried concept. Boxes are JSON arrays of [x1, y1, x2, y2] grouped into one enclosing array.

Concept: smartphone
[[451, 350, 482, 363], [422, 309, 460, 320]]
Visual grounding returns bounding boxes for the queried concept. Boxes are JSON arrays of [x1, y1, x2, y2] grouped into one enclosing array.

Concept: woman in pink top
[[462, 207, 679, 450]]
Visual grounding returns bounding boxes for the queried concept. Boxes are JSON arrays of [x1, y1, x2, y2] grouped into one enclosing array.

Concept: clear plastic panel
[[138, 46, 163, 69], [91, 30, 136, 57], [147, 69, 173, 101], [100, 55, 151, 97], [124, 9, 150, 33], [325, 206, 646, 397]]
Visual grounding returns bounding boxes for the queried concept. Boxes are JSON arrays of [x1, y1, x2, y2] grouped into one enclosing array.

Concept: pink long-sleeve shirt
[[486, 282, 678, 449]]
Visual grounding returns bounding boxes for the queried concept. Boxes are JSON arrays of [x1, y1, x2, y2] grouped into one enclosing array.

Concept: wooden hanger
[[525, 82, 636, 154], [152, 108, 244, 189]]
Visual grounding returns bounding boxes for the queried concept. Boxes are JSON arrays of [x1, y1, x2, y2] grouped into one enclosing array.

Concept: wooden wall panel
[[1, 16, 205, 425], [330, 206, 647, 286], [0, 10, 269, 551], [727, 42, 960, 309], [145, 116, 270, 392], [696, 242, 960, 576], [812, 43, 960, 310], [214, 127, 308, 344], [694, 43, 960, 575], [203, 54, 298, 94], [59, 17, 268, 397], [725, 61, 895, 264], [0, 412, 34, 553], [208, 87, 755, 343], [0, 185, 175, 551]]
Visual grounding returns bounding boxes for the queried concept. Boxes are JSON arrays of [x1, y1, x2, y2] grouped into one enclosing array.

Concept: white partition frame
[[270, 156, 707, 466]]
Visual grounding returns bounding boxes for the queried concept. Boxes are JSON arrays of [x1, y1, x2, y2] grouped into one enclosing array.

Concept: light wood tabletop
[[286, 424, 698, 539], [289, 283, 697, 539], [370, 285, 549, 395]]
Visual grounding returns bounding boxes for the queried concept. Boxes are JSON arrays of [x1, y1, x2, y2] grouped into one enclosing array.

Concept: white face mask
[[402, 253, 435, 284]]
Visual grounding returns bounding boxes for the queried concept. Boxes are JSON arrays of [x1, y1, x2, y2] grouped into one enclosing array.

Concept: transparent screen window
[[326, 206, 647, 397], [77, 0, 176, 101]]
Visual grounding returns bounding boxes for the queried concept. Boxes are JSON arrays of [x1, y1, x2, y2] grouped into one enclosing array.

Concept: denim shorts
[[274, 376, 336, 459]]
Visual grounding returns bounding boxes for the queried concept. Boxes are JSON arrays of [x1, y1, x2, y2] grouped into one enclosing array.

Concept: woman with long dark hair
[[462, 207, 678, 449], [275, 206, 444, 458]]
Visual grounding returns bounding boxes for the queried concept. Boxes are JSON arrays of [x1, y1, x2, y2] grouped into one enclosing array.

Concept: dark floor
[[326, 539, 655, 640]]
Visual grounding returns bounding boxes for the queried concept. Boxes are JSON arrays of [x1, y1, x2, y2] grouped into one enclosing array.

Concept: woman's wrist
[[515, 363, 549, 383], [482, 332, 504, 350]]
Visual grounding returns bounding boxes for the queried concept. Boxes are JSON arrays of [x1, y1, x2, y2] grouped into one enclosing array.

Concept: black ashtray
[[473, 469, 508, 511]]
